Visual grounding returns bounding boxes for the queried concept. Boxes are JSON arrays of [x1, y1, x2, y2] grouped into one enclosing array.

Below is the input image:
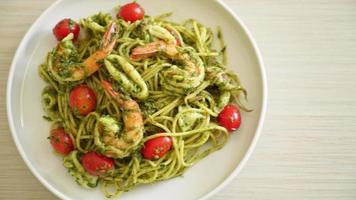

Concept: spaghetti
[[40, 9, 248, 198]]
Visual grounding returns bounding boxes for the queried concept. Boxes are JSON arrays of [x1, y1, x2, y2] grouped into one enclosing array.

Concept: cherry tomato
[[49, 127, 74, 155], [52, 18, 80, 41], [217, 104, 242, 132], [82, 152, 114, 176], [142, 136, 172, 160], [117, 2, 145, 22], [69, 85, 97, 116]]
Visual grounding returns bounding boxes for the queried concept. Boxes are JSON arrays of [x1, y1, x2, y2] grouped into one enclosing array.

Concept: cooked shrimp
[[131, 40, 179, 61], [49, 22, 117, 82], [130, 25, 205, 94], [94, 80, 144, 158]]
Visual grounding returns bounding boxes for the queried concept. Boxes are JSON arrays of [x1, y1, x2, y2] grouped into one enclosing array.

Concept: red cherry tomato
[[117, 2, 145, 22], [217, 104, 242, 132], [69, 85, 97, 116], [82, 152, 114, 176], [52, 18, 80, 41], [142, 136, 172, 160], [49, 127, 74, 155]]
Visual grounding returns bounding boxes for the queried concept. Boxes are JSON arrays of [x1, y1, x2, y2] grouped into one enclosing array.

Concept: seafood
[[80, 12, 113, 33], [131, 25, 205, 94], [206, 66, 239, 91], [177, 107, 205, 132], [48, 22, 117, 82], [94, 80, 144, 158], [206, 66, 251, 112], [104, 55, 148, 100]]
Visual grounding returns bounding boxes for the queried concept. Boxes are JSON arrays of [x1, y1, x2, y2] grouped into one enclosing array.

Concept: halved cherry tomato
[[82, 152, 114, 176], [49, 127, 74, 155], [217, 104, 241, 132], [117, 2, 145, 22], [142, 136, 172, 160], [69, 85, 97, 116], [52, 18, 80, 41]]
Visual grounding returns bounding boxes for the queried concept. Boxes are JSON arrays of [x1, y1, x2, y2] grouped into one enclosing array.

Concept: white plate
[[6, 0, 267, 199]]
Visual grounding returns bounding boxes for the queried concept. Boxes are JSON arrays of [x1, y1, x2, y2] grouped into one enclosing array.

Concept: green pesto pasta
[[40, 8, 249, 199]]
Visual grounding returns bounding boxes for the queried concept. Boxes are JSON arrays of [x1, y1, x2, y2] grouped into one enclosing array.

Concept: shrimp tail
[[101, 22, 117, 51], [101, 80, 124, 105], [130, 41, 165, 61]]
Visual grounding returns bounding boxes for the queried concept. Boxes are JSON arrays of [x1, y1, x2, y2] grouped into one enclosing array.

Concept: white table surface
[[0, 0, 355, 199]]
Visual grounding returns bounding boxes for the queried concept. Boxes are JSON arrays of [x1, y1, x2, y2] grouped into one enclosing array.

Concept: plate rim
[[200, 1, 267, 199], [6, 0, 268, 199]]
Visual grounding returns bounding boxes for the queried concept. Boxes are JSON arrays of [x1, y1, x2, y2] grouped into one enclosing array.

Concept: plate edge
[[6, 0, 72, 199], [199, 0, 268, 200]]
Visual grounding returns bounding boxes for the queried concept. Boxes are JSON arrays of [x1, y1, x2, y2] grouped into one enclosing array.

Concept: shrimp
[[94, 80, 144, 158], [130, 25, 205, 94], [48, 22, 117, 82], [131, 40, 180, 60], [206, 66, 241, 91]]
